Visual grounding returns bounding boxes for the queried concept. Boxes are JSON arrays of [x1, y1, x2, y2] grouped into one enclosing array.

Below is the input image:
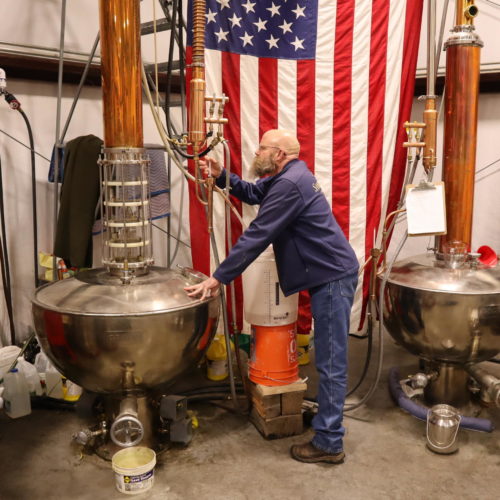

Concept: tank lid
[[33, 267, 214, 315], [386, 253, 500, 294]]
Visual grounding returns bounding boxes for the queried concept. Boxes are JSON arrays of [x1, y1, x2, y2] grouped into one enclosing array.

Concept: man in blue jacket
[[186, 129, 359, 464]]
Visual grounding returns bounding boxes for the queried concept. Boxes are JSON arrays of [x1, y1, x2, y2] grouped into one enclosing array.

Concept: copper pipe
[[188, 0, 206, 147], [99, 0, 143, 148], [423, 0, 437, 174], [440, 19, 481, 252], [423, 97, 437, 173], [456, 1, 478, 27]]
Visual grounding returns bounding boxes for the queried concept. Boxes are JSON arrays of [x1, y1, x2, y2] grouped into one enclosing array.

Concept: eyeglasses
[[258, 144, 281, 151]]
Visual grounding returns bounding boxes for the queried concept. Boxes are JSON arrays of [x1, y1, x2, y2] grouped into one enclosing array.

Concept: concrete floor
[[1, 336, 499, 500]]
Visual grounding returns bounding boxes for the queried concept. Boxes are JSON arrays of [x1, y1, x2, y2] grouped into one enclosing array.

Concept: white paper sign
[[406, 182, 447, 236]]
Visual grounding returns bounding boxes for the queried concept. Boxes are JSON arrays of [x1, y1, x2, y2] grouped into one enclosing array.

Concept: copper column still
[[32, 0, 221, 453], [440, 0, 482, 251], [99, 0, 143, 147], [381, 0, 500, 409], [98, 0, 153, 280]]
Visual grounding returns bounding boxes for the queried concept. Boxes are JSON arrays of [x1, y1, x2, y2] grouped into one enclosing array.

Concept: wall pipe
[[52, 0, 67, 281]]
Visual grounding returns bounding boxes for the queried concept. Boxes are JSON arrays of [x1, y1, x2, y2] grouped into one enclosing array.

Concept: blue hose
[[389, 367, 494, 432]]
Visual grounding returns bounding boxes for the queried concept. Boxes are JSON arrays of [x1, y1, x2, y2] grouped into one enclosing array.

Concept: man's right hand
[[199, 156, 223, 178]]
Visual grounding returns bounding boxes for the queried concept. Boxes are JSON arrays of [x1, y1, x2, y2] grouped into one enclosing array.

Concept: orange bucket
[[249, 323, 299, 386]]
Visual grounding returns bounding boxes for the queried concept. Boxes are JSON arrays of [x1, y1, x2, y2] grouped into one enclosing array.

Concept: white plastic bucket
[[112, 447, 156, 495], [0, 346, 21, 382], [242, 246, 298, 326]]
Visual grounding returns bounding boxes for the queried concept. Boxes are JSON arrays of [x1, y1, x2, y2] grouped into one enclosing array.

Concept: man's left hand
[[184, 277, 221, 300]]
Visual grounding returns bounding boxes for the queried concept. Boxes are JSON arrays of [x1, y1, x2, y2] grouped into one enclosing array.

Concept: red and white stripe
[[188, 0, 423, 332]]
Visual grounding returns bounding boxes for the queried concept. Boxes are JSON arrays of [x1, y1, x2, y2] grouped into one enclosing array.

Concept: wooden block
[[251, 393, 281, 419], [250, 407, 303, 440], [281, 390, 306, 416], [254, 380, 307, 397]]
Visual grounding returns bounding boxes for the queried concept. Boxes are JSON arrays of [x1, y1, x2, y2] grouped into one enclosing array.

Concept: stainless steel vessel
[[382, 2, 500, 410], [32, 267, 219, 394], [383, 254, 500, 364]]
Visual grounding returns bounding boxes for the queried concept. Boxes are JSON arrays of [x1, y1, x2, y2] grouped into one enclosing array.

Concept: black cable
[[346, 320, 373, 398], [165, 0, 180, 139], [163, 0, 212, 160], [178, 0, 187, 131], [0, 129, 51, 163], [17, 108, 39, 288], [0, 157, 12, 293], [0, 235, 15, 344], [0, 155, 17, 344], [4, 91, 39, 289], [151, 221, 191, 247]]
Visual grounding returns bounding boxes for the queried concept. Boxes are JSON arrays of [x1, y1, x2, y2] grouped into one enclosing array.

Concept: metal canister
[[426, 404, 461, 454]]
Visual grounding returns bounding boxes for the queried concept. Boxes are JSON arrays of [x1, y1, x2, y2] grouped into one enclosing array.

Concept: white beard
[[251, 155, 278, 178]]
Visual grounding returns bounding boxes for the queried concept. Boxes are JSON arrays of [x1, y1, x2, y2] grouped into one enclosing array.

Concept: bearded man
[[185, 129, 359, 464]]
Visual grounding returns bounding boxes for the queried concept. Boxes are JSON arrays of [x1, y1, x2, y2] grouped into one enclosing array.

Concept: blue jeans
[[309, 273, 358, 454]]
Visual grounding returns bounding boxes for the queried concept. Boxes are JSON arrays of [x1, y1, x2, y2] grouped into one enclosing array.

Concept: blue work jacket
[[213, 159, 359, 296]]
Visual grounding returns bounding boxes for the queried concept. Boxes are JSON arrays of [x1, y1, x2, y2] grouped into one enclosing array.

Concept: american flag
[[187, 0, 423, 333]]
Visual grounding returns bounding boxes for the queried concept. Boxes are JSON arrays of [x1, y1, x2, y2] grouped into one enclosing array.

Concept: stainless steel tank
[[32, 267, 219, 394], [383, 253, 500, 364]]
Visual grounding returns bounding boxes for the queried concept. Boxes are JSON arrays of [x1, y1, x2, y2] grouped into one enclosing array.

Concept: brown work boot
[[290, 441, 345, 464]]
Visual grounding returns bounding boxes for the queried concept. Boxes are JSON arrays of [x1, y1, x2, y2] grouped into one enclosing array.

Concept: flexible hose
[[346, 319, 373, 398], [17, 109, 38, 288], [344, 229, 408, 412], [0, 157, 16, 344], [162, 0, 212, 160], [222, 141, 252, 407], [389, 367, 494, 432], [209, 230, 240, 412], [141, 64, 245, 228]]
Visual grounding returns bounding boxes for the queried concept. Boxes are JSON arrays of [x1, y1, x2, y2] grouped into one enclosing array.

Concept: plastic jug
[[63, 379, 82, 401], [35, 351, 64, 398], [34, 351, 50, 373], [45, 363, 64, 399], [205, 334, 233, 381], [3, 368, 31, 418], [17, 358, 43, 396]]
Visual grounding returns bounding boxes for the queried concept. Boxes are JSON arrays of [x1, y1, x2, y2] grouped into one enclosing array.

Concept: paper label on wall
[[405, 182, 447, 236]]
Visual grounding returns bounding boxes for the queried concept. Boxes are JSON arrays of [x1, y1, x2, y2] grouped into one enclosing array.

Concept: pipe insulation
[[389, 367, 494, 432]]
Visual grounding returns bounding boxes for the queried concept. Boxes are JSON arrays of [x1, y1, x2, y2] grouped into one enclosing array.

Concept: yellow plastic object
[[296, 333, 311, 366], [188, 410, 199, 429], [205, 334, 233, 381]]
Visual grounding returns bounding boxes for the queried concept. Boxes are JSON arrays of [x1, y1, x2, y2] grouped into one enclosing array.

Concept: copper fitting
[[422, 97, 437, 173], [188, 77, 206, 146], [456, 1, 478, 26]]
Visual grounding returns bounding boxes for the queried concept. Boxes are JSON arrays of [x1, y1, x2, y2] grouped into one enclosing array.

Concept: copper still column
[[99, 0, 143, 148], [98, 0, 153, 280], [440, 0, 482, 251], [381, 1, 500, 411]]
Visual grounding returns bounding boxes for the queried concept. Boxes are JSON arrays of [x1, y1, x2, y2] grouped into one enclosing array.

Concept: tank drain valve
[[73, 421, 107, 446], [110, 395, 144, 447]]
